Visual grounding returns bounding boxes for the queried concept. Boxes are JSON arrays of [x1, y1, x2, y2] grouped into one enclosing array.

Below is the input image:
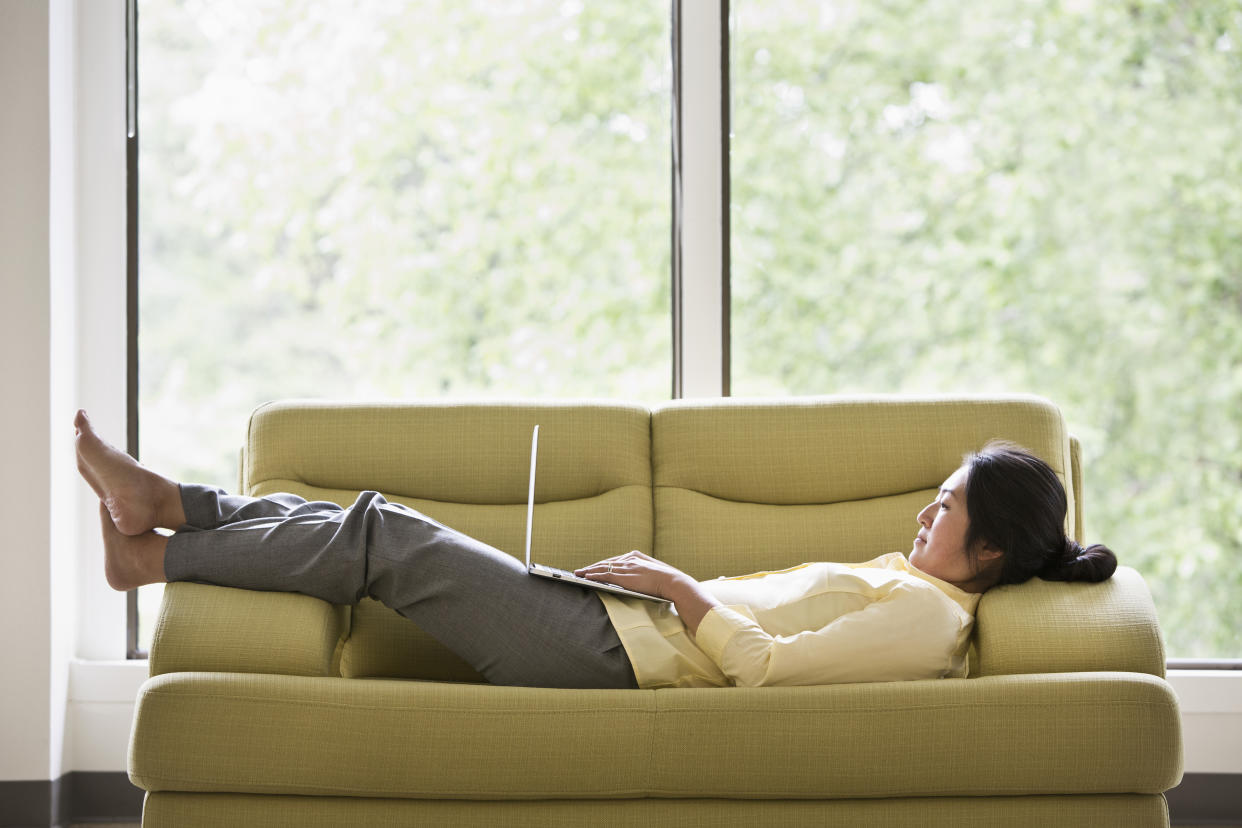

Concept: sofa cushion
[[650, 394, 1075, 578], [340, 599, 485, 682], [129, 671, 1181, 800], [244, 399, 652, 511], [974, 566, 1167, 677], [149, 583, 345, 678], [243, 400, 654, 681]]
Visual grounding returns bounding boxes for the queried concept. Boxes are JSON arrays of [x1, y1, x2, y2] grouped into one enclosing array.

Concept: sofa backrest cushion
[[244, 400, 652, 680], [651, 394, 1075, 579], [242, 395, 1079, 680]]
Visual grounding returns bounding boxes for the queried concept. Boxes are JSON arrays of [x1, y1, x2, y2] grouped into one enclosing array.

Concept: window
[[731, 0, 1242, 657], [135, 0, 672, 652], [133, 0, 1241, 660]]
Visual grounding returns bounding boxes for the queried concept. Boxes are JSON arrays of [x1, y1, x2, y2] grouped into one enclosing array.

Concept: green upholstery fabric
[[340, 599, 484, 682], [974, 565, 1167, 678], [243, 399, 651, 508], [129, 671, 1180, 800], [141, 792, 1171, 828], [131, 396, 1180, 827], [149, 582, 345, 678], [243, 400, 652, 680], [651, 394, 1077, 577]]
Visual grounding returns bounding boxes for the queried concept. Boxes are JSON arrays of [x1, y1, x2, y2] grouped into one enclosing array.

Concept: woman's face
[[909, 465, 996, 590]]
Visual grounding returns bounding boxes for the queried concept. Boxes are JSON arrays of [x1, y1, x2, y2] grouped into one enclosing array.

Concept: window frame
[[125, 0, 141, 660]]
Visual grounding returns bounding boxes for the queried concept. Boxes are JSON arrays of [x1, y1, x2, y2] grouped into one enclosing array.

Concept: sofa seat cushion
[[129, 671, 1180, 800]]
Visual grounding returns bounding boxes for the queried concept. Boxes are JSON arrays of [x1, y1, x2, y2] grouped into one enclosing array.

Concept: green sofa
[[128, 395, 1182, 826]]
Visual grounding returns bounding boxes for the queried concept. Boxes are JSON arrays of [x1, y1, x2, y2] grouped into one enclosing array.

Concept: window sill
[[65, 658, 1241, 713], [59, 660, 1241, 773], [69, 658, 148, 704]]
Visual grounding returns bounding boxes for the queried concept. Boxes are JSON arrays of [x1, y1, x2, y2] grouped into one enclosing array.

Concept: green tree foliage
[[137, 0, 671, 650], [139, 0, 1240, 657], [139, 0, 671, 485], [732, 0, 1242, 656]]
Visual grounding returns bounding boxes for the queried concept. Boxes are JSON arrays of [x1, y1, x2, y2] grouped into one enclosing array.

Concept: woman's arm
[[694, 585, 964, 687], [580, 556, 964, 687], [574, 551, 722, 634]]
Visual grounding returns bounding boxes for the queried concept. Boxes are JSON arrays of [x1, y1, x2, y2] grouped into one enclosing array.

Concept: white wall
[[69, 0, 129, 664], [0, 0, 129, 784], [47, 0, 80, 783], [0, 0, 56, 783], [62, 0, 133, 775], [0, 0, 1236, 794]]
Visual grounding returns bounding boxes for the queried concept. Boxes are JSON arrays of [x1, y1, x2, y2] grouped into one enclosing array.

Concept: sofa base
[[141, 791, 1169, 827]]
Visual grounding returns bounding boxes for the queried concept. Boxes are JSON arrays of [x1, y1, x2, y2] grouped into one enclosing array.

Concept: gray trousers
[[164, 484, 638, 689]]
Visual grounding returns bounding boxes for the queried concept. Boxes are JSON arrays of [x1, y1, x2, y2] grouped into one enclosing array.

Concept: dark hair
[[961, 440, 1117, 588]]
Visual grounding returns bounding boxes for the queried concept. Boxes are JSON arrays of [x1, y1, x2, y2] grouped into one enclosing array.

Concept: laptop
[[524, 425, 670, 603]]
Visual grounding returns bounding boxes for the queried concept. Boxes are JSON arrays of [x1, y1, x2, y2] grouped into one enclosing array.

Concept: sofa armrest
[[973, 566, 1167, 678], [148, 582, 347, 677]]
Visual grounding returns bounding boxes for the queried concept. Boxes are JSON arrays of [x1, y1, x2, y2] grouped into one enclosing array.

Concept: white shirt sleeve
[[693, 581, 962, 687]]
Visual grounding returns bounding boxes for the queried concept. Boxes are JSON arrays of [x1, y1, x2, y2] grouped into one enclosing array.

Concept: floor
[[65, 825, 1239, 827]]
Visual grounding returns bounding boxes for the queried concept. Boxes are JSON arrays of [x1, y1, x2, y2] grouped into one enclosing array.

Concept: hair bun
[[1077, 544, 1119, 582], [1042, 540, 1118, 583]]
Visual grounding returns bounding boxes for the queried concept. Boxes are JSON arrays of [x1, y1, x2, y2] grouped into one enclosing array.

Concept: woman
[[74, 410, 1116, 690]]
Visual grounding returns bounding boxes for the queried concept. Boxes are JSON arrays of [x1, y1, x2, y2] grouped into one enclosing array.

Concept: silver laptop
[[524, 425, 669, 603]]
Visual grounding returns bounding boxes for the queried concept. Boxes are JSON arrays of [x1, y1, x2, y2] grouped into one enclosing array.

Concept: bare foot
[[99, 503, 167, 591], [75, 409, 185, 535]]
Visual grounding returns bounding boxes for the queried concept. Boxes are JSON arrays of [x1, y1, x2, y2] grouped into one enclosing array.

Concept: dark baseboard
[[0, 779, 50, 828], [1168, 773, 1242, 825], [0, 772, 143, 827], [0, 770, 1236, 826]]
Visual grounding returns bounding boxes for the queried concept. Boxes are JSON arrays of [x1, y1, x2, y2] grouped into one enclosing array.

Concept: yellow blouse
[[598, 552, 981, 689]]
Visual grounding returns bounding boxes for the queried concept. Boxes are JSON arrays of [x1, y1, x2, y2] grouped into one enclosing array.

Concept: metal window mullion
[[672, 0, 728, 399], [126, 0, 143, 659]]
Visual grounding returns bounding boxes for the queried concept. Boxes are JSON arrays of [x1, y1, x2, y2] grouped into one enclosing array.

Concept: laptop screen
[[524, 424, 539, 568]]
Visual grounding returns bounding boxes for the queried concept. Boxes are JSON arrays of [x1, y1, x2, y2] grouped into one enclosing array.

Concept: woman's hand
[[574, 550, 688, 600], [575, 551, 722, 634]]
